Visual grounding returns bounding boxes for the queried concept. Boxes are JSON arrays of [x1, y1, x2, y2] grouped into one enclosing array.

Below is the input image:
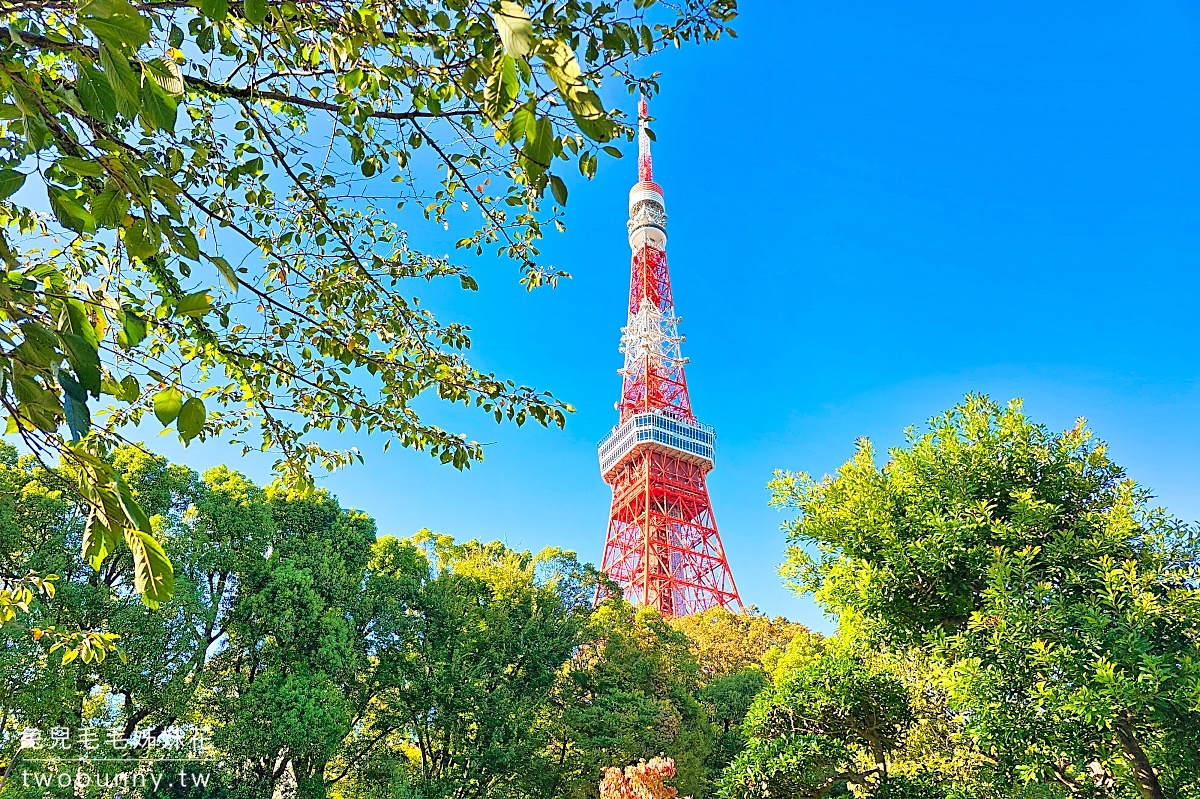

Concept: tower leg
[[599, 450, 740, 617]]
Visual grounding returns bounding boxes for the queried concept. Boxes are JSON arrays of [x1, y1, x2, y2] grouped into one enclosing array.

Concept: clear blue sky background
[[152, 1, 1200, 634]]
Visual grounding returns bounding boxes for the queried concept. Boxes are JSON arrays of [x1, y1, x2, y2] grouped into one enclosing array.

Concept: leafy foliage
[[0, 0, 737, 603], [721, 733, 857, 799], [772, 395, 1200, 799], [743, 653, 914, 772], [0, 443, 612, 799], [667, 607, 817, 788], [720, 646, 916, 799], [335, 533, 600, 799], [0, 441, 126, 664], [699, 668, 768, 788], [545, 603, 715, 799], [670, 606, 809, 680]]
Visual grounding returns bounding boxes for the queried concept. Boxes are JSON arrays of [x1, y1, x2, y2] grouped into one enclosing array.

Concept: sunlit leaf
[[492, 1, 533, 58], [153, 387, 183, 425], [177, 396, 205, 441]]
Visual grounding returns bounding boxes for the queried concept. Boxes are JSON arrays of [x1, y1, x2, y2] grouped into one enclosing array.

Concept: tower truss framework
[[597, 98, 741, 618]]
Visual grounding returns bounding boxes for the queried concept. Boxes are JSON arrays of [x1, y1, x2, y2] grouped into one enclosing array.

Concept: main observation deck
[[598, 410, 715, 477]]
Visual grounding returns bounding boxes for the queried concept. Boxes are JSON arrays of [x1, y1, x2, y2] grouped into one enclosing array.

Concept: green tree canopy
[[668, 608, 816, 791], [670, 607, 809, 682], [340, 533, 600, 799], [720, 646, 916, 799], [771, 395, 1200, 799], [546, 603, 715, 799], [0, 442, 609, 799]]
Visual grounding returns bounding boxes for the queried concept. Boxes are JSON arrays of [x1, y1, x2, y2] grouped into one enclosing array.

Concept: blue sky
[[152, 1, 1200, 633]]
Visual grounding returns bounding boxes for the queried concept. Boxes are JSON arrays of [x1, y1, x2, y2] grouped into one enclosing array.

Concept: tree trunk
[[865, 733, 887, 780], [1114, 715, 1167, 799], [292, 759, 328, 799]]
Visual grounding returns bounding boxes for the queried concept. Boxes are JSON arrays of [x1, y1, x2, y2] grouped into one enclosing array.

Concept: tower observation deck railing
[[598, 409, 715, 477]]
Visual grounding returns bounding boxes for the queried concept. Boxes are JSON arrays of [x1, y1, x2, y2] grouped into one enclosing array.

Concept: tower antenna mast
[[597, 97, 742, 617]]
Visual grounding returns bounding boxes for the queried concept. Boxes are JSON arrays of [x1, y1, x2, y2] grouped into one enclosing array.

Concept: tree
[[697, 668, 767, 787], [338, 533, 599, 799], [667, 599, 817, 787], [719, 648, 915, 799], [670, 607, 810, 681], [772, 395, 1200, 799], [545, 603, 714, 799], [0, 442, 226, 798], [199, 484, 380, 799], [0, 0, 737, 603], [0, 441, 122, 667], [760, 628, 824, 685], [0, 444, 610, 799]]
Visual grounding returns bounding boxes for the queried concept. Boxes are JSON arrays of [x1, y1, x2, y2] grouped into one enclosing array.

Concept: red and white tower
[[597, 98, 741, 618]]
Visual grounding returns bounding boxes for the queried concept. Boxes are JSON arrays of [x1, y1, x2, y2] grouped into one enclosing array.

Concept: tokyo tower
[[596, 98, 741, 617]]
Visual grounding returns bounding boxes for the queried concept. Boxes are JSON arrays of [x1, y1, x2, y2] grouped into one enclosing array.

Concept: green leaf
[[57, 370, 87, 403], [17, 322, 57, 364], [138, 78, 178, 134], [82, 513, 112, 571], [549, 175, 568, 205], [91, 186, 130, 227], [521, 116, 553, 177], [123, 218, 160, 260], [483, 54, 519, 120], [195, 25, 215, 52], [12, 374, 57, 418], [119, 374, 140, 402], [114, 476, 151, 535], [568, 97, 612, 142], [118, 308, 146, 348], [62, 334, 101, 397], [193, 0, 229, 21], [79, 5, 151, 53], [76, 64, 118, 123], [492, 1, 533, 58], [144, 57, 184, 97], [538, 40, 614, 142], [114, 477, 173, 606], [57, 156, 105, 178], [97, 44, 141, 116], [177, 396, 205, 441], [0, 169, 25, 201], [174, 291, 211, 317], [509, 104, 534, 141], [124, 528, 174, 607], [47, 187, 97, 233], [78, 0, 134, 17], [243, 0, 267, 23], [170, 225, 200, 260], [59, 373, 91, 442], [640, 25, 654, 53], [147, 177, 183, 218], [153, 387, 182, 425], [64, 299, 100, 349], [207, 254, 239, 292]]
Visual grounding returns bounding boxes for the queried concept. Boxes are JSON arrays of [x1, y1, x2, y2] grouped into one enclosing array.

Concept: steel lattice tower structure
[[596, 98, 741, 618]]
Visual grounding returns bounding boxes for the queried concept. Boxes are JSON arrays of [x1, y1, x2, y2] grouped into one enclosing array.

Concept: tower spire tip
[[637, 95, 653, 183]]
